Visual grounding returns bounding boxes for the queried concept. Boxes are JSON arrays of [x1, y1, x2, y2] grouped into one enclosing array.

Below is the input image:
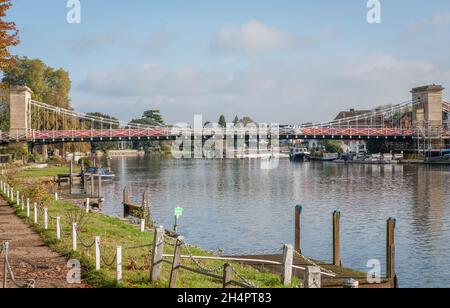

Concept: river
[[98, 156, 450, 288]]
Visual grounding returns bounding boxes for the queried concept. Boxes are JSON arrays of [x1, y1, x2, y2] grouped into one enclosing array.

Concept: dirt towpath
[[0, 197, 86, 288]]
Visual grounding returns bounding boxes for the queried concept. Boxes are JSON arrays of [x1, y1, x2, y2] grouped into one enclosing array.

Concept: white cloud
[[400, 12, 450, 39], [211, 20, 330, 55]]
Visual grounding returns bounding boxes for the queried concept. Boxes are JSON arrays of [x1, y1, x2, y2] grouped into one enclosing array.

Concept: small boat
[[82, 167, 116, 180], [290, 147, 311, 162]]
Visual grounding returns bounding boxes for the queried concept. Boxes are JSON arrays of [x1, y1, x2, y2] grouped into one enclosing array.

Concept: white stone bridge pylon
[[0, 85, 449, 148]]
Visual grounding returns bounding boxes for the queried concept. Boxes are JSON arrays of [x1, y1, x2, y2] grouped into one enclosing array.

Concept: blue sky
[[8, 0, 450, 124]]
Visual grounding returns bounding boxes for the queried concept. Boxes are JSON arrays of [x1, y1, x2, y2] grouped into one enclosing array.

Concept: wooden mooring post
[[123, 187, 130, 217], [82, 174, 88, 194], [333, 210, 342, 267], [69, 160, 73, 194], [97, 175, 103, 198], [387, 217, 398, 288], [123, 188, 150, 223], [90, 175, 95, 196], [294, 205, 302, 254]]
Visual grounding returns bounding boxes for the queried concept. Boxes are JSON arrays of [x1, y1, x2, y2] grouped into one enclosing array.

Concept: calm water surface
[[99, 157, 450, 288]]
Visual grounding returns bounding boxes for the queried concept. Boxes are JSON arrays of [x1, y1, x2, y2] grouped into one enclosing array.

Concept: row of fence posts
[[1, 176, 397, 288]]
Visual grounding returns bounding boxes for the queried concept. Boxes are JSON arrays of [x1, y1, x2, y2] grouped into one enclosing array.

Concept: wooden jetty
[[123, 188, 151, 224], [232, 209, 398, 288]]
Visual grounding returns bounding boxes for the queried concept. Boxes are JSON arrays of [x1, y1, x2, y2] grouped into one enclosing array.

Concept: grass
[[2, 169, 300, 289], [19, 165, 81, 178]]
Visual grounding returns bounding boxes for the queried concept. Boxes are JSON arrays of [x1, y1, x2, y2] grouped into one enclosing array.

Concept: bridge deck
[[2, 127, 443, 144]]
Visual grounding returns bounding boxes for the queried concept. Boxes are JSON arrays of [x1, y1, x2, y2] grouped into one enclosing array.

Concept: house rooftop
[[334, 109, 371, 120]]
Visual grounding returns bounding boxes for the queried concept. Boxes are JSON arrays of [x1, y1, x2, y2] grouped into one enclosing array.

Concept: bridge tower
[[9, 86, 32, 138], [411, 84, 445, 153]]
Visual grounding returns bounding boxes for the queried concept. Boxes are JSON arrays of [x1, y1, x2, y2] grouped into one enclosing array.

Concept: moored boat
[[83, 167, 116, 180], [289, 147, 311, 162]]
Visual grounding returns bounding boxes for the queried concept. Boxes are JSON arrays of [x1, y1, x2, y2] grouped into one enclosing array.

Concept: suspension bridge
[[1, 85, 449, 149]]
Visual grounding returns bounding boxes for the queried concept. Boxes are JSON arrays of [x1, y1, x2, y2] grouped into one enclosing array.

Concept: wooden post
[[72, 223, 77, 251], [26, 199, 30, 218], [140, 219, 146, 233], [16, 191, 19, 205], [86, 198, 90, 213], [123, 187, 130, 218], [282, 244, 294, 286], [295, 205, 302, 253], [69, 160, 73, 194], [123, 187, 129, 204], [54, 192, 58, 201], [169, 236, 184, 288], [304, 266, 321, 288], [387, 217, 397, 287], [95, 237, 101, 271], [333, 210, 342, 267], [56, 217, 61, 240], [83, 175, 87, 194], [90, 175, 95, 195], [2, 241, 8, 288], [97, 175, 102, 198], [150, 226, 165, 282], [223, 263, 233, 289], [44, 208, 48, 230], [142, 191, 149, 223], [21, 195, 24, 211], [33, 203, 38, 225], [116, 246, 122, 283]]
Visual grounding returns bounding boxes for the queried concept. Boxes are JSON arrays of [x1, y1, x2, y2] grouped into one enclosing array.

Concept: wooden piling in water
[[333, 210, 342, 267], [69, 161, 73, 194], [97, 175, 102, 198], [295, 205, 302, 254], [82, 174, 87, 194], [387, 217, 398, 288], [90, 175, 95, 196], [123, 187, 130, 217]]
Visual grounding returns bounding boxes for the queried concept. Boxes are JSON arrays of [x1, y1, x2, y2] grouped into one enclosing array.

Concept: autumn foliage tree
[[0, 0, 19, 72]]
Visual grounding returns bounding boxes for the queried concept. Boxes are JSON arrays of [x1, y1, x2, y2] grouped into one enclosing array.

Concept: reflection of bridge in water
[[1, 85, 449, 148]]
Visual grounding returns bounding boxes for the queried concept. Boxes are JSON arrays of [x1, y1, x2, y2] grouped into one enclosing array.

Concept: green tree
[[323, 140, 342, 153], [233, 115, 239, 126], [130, 110, 170, 152], [131, 110, 164, 126], [240, 116, 254, 126], [218, 115, 226, 128], [366, 140, 390, 154], [2, 57, 71, 109]]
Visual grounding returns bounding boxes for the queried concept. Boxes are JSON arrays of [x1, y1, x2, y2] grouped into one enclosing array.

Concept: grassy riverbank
[[3, 165, 300, 288]]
